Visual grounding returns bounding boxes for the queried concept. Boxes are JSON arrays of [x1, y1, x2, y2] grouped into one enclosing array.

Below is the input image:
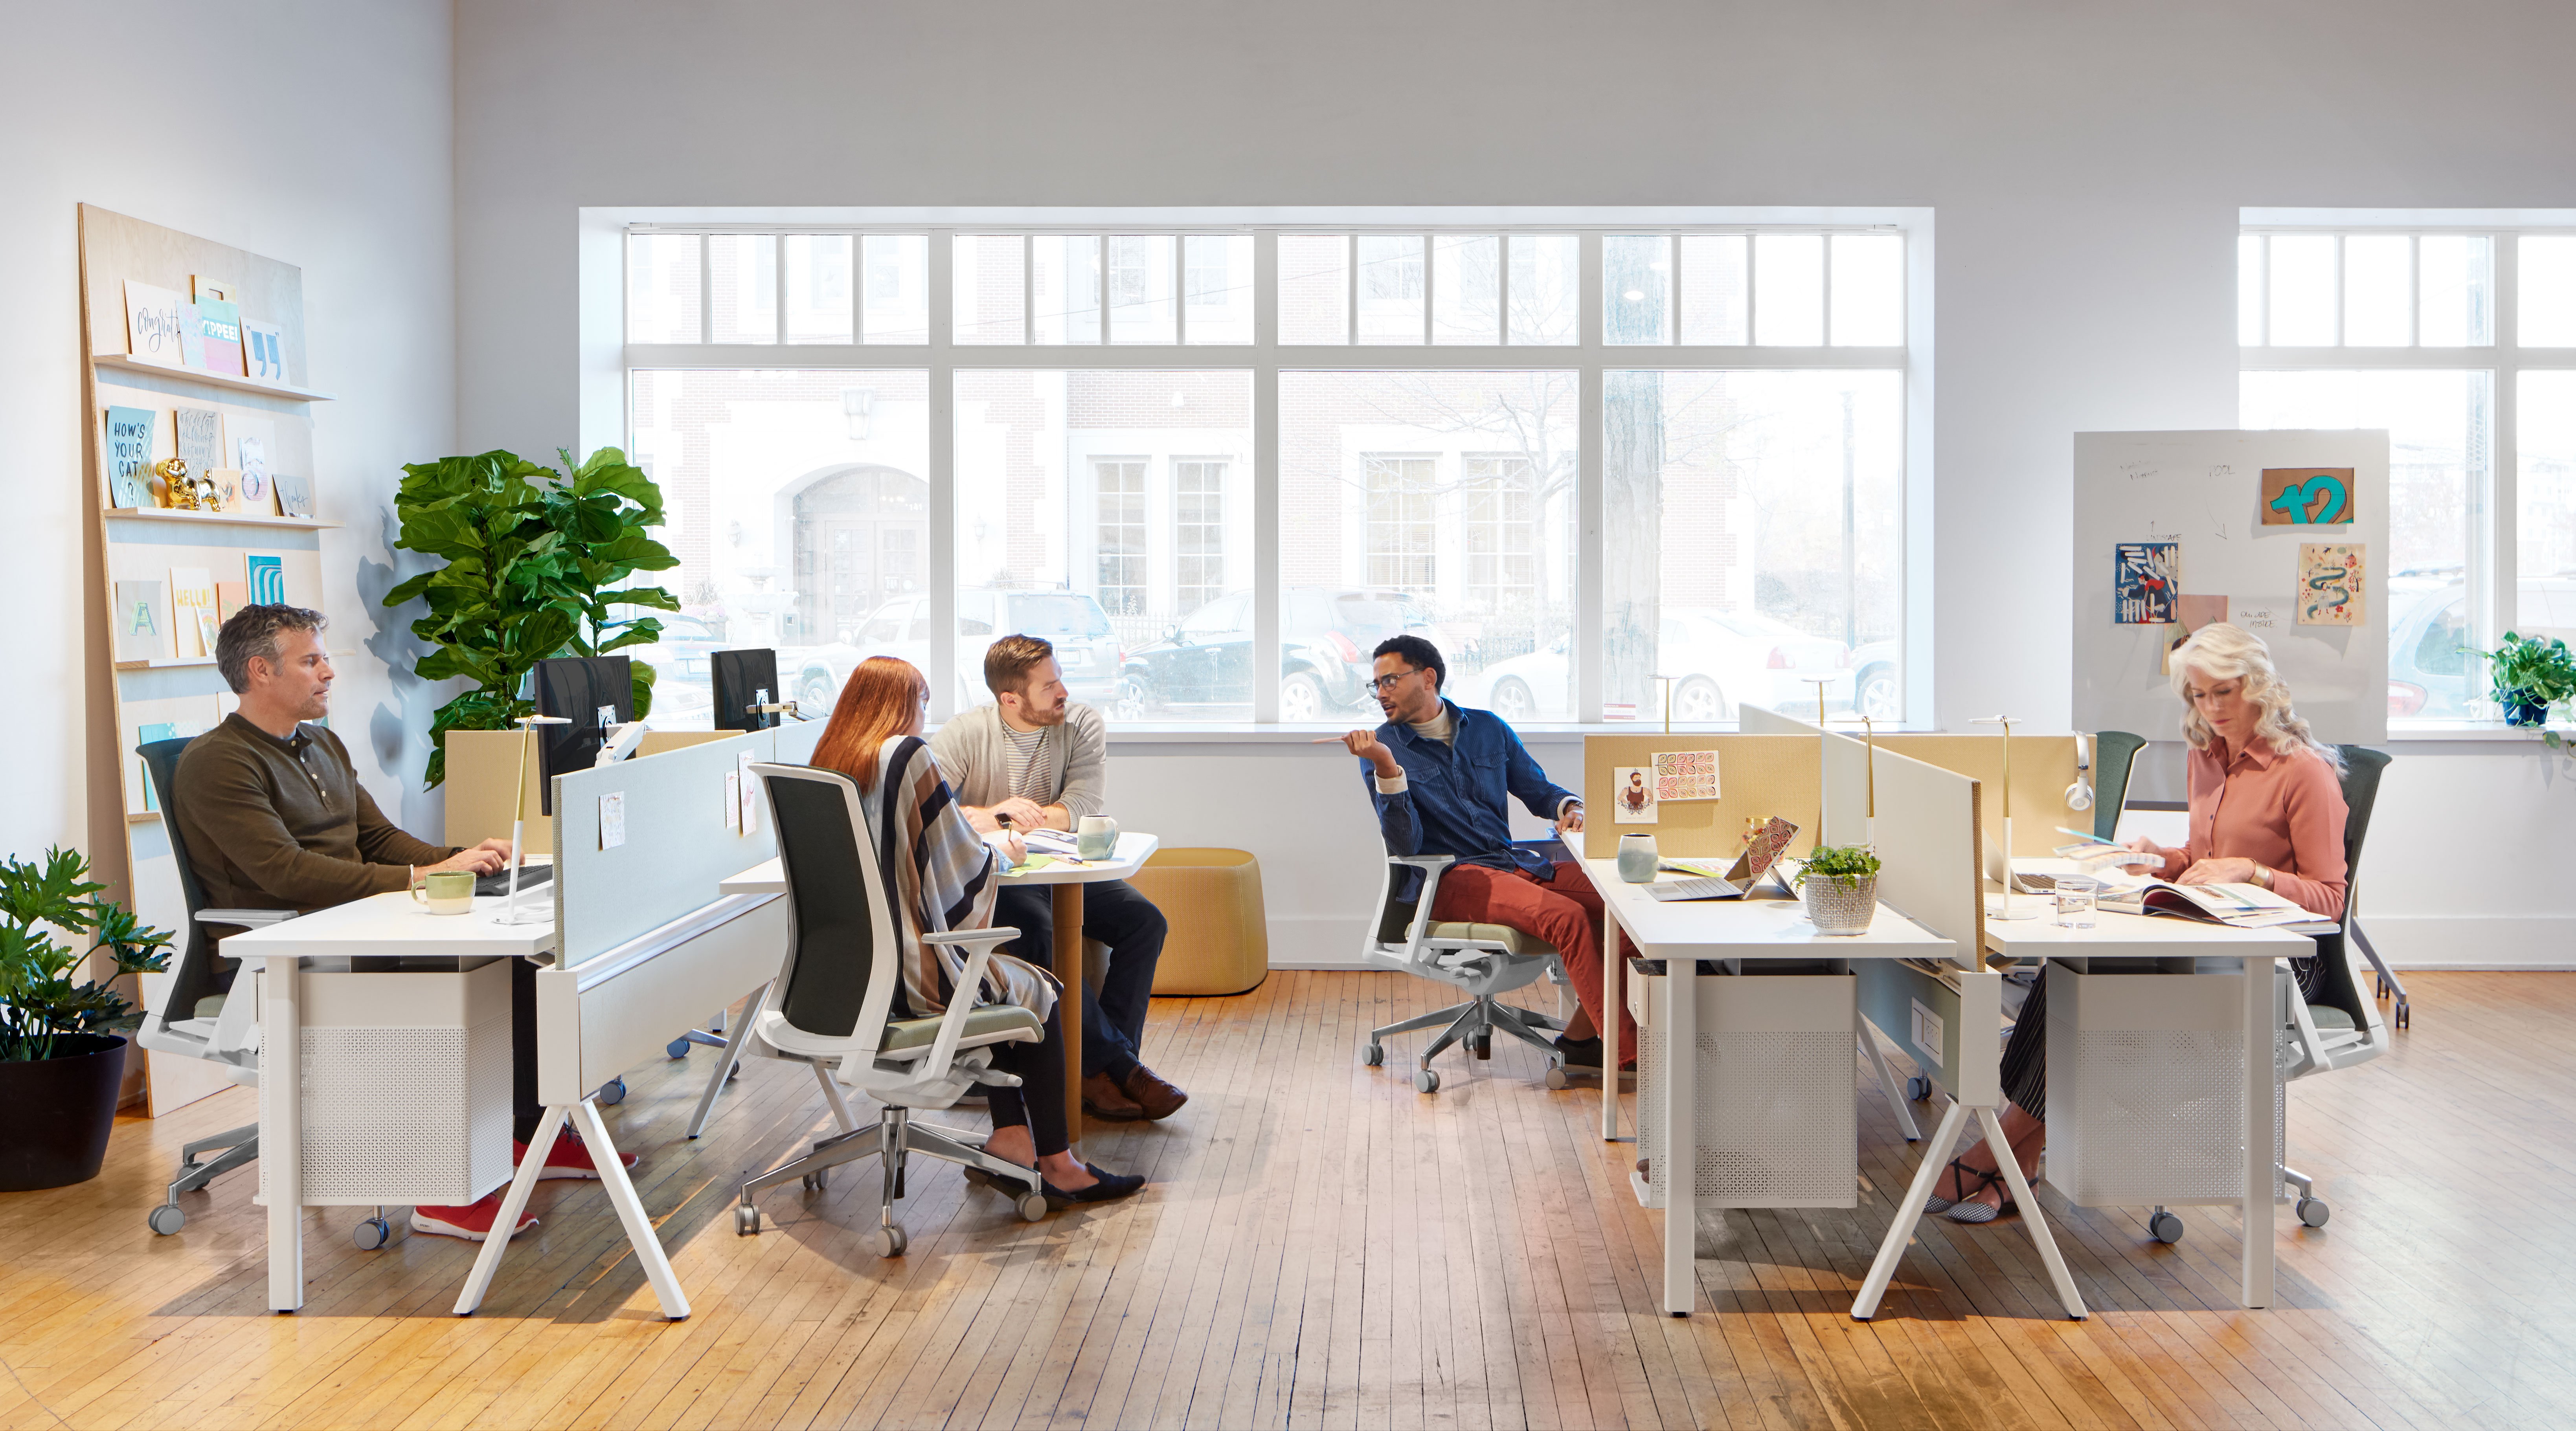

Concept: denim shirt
[[1361, 700, 1580, 897]]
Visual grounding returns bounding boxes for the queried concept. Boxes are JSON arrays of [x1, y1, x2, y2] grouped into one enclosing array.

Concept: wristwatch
[[2252, 864, 2275, 890]]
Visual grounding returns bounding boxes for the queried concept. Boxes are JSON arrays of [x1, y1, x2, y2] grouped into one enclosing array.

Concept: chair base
[[1364, 994, 1565, 1090], [737, 1079, 1047, 1250], [147, 1122, 257, 1235]]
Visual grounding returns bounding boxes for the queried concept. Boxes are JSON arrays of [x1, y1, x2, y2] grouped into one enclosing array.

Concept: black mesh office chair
[[733, 763, 1051, 1255], [134, 736, 297, 1236]]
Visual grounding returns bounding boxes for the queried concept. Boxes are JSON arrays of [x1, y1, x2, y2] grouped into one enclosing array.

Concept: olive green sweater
[[172, 714, 456, 913]]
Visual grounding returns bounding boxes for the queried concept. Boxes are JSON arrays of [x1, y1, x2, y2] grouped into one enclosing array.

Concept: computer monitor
[[531, 655, 633, 815], [711, 648, 782, 732]]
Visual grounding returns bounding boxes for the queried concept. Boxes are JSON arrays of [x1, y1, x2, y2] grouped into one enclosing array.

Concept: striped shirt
[[1001, 719, 1053, 803]]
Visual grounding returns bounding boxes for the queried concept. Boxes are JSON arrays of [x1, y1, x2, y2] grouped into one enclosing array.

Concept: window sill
[[1095, 720, 1936, 743], [2386, 720, 2572, 742]]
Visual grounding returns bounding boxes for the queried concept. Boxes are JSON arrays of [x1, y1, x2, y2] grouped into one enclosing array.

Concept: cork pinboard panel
[[1874, 734, 2084, 857], [1581, 734, 1821, 861]]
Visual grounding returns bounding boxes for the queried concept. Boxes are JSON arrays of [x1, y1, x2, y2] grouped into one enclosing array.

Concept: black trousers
[[1999, 954, 2328, 1121], [992, 879, 1168, 1080], [983, 1008, 1073, 1157]]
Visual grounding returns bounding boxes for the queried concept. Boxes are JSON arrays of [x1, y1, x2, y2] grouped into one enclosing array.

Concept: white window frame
[[2241, 208, 2576, 725], [584, 206, 1934, 728]]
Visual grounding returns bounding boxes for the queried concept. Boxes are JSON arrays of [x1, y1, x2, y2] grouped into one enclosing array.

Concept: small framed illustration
[[1611, 767, 1657, 824]]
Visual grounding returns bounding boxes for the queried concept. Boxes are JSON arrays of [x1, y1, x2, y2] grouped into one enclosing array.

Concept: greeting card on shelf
[[173, 407, 223, 472], [122, 282, 193, 368], [241, 319, 288, 384], [193, 295, 245, 378], [273, 473, 313, 518], [132, 723, 178, 812], [232, 415, 279, 513], [169, 567, 218, 658], [114, 581, 169, 662], [244, 554, 286, 606], [214, 581, 247, 623], [102, 405, 157, 509]]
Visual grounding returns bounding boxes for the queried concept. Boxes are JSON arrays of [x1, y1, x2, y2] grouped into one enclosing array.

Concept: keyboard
[[2013, 872, 2059, 893], [475, 864, 555, 897]]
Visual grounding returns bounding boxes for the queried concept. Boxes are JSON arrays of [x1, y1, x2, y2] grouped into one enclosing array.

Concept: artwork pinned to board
[[241, 319, 288, 383], [114, 581, 168, 662], [2114, 541, 2179, 624], [121, 281, 194, 368], [2163, 594, 2231, 674], [2298, 544, 2365, 626], [1652, 748, 1721, 802], [102, 405, 157, 508], [1611, 767, 1657, 824], [273, 473, 313, 518], [2262, 468, 2357, 526], [244, 554, 286, 606], [173, 407, 222, 472], [168, 567, 218, 658]]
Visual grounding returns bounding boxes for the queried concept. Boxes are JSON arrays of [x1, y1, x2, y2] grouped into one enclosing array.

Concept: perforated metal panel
[[260, 984, 514, 1206], [2046, 966, 2247, 1206], [1635, 974, 1857, 1210]]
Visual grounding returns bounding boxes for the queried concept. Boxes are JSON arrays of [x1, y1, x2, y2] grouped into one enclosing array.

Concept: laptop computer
[[1646, 816, 1802, 901]]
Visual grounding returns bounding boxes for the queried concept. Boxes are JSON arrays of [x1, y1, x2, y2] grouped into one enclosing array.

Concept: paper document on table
[[2102, 877, 2316, 927]]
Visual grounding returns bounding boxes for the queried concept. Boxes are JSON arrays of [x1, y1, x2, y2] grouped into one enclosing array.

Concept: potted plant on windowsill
[[1794, 844, 1882, 936], [0, 848, 174, 1191], [2471, 631, 2576, 745]]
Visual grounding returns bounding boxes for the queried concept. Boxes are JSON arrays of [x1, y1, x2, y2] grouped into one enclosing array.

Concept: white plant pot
[[1803, 873, 1878, 936]]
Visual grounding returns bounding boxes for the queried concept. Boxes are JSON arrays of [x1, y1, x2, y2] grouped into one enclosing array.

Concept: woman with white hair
[[1927, 622, 2351, 1225]]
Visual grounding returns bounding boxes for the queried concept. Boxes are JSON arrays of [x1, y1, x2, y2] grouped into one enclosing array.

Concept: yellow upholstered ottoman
[[1129, 848, 1269, 996]]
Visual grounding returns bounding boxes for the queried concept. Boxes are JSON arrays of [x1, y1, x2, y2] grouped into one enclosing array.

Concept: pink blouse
[[2156, 738, 2349, 920]]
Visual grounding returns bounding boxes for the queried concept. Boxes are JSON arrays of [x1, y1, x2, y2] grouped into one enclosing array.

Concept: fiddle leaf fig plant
[[385, 447, 681, 787]]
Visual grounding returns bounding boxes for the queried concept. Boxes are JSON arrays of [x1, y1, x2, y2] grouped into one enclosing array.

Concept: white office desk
[[225, 891, 556, 1313], [1583, 860, 1952, 1315], [723, 831, 1159, 1132], [1977, 867, 2310, 1311]]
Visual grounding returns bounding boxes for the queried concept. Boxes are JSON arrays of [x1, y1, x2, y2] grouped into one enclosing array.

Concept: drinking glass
[[2054, 875, 2098, 928]]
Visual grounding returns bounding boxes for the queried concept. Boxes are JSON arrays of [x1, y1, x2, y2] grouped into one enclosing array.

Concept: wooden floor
[[2, 970, 2569, 1430]]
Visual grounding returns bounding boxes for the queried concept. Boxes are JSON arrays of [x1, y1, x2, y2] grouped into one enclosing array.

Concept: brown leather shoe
[[1080, 1071, 1146, 1122], [1119, 1065, 1189, 1121]]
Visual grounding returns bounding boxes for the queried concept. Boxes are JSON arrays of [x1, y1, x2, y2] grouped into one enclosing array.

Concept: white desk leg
[[1662, 957, 1696, 1316], [454, 1103, 564, 1315], [1859, 1017, 1922, 1141], [1853, 1099, 1970, 1319], [2242, 955, 2276, 1309], [264, 951, 304, 1313], [1601, 906, 1621, 1141], [685, 979, 772, 1139], [1978, 1105, 2087, 1320], [573, 1099, 691, 1320]]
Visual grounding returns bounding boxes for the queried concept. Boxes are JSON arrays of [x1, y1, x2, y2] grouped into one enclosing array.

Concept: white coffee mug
[[411, 869, 475, 915], [1076, 814, 1120, 860]]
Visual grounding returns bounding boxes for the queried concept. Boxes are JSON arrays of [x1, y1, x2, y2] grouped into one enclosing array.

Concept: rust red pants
[[1427, 859, 1637, 1065]]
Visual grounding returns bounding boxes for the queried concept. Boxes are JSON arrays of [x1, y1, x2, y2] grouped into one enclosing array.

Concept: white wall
[[0, 3, 455, 910], [447, 0, 2576, 966]]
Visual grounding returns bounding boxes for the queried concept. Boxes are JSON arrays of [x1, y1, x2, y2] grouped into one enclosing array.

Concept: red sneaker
[[515, 1126, 641, 1181], [410, 1192, 537, 1242]]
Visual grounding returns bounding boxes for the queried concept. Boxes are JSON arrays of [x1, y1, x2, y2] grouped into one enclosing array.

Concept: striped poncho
[[859, 735, 1059, 1024]]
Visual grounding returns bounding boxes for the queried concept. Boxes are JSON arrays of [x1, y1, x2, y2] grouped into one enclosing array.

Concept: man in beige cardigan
[[932, 635, 1183, 1122]]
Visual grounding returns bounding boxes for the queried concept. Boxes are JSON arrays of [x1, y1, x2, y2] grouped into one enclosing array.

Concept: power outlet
[[1910, 999, 1945, 1069]]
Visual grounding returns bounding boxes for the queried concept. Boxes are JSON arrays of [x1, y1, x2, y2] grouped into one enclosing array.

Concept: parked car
[[2387, 578, 2474, 718], [785, 588, 1124, 714], [1845, 640, 1901, 721], [1454, 607, 1845, 723], [1116, 587, 1441, 721], [618, 612, 724, 725]]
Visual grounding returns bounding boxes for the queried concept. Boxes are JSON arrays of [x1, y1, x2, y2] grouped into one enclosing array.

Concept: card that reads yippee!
[[195, 297, 245, 378]]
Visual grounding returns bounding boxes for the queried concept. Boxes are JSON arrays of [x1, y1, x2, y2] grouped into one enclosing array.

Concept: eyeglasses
[[1368, 668, 1419, 694]]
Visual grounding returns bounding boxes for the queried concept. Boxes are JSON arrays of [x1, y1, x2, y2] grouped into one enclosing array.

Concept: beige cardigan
[[928, 702, 1110, 820]]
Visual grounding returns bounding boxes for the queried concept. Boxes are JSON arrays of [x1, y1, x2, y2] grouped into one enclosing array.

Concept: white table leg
[[2242, 954, 2276, 1309], [1601, 905, 1621, 1141], [263, 951, 303, 1313], [573, 1099, 690, 1320], [454, 1103, 564, 1315], [1853, 1099, 1970, 1319], [1859, 1016, 1922, 1141], [1978, 1105, 2087, 1320], [1662, 955, 1696, 1316], [685, 979, 771, 1139]]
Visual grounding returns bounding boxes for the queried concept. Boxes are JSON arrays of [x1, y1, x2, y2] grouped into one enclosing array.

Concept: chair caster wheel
[[147, 1204, 186, 1236], [1543, 1066, 1571, 1090], [1414, 1068, 1440, 1093], [736, 1204, 761, 1236], [878, 1225, 908, 1257], [2297, 1196, 2331, 1228], [728, 1062, 741, 1081], [1361, 1042, 1384, 1067], [2148, 1211, 2186, 1244], [353, 1217, 392, 1251], [800, 1170, 829, 1193], [668, 1036, 693, 1059], [596, 1077, 627, 1106], [1018, 1192, 1049, 1223], [1470, 1034, 1491, 1060], [1905, 1075, 1931, 1101]]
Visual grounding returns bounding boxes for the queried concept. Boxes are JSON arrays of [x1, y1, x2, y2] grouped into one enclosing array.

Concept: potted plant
[[2471, 631, 2576, 737], [384, 447, 681, 787], [0, 848, 174, 1191], [1795, 844, 1883, 936]]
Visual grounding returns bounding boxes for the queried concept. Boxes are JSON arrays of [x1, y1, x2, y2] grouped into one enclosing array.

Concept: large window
[[2240, 224, 2576, 721], [624, 220, 1916, 726]]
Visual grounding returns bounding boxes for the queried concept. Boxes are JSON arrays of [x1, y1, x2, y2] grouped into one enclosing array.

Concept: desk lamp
[[1972, 714, 2033, 920], [1830, 712, 1878, 849], [494, 714, 571, 927], [1800, 676, 1834, 727]]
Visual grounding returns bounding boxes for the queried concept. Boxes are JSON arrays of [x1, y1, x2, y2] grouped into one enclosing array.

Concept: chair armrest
[[923, 927, 1021, 947], [1384, 855, 1458, 963], [921, 945, 1007, 1084], [200, 908, 296, 928], [1389, 855, 1457, 870]]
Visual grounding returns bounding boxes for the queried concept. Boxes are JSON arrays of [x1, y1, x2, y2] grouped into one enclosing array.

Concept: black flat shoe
[[1042, 1163, 1145, 1209], [1925, 1157, 2004, 1215], [1552, 1034, 1604, 1072]]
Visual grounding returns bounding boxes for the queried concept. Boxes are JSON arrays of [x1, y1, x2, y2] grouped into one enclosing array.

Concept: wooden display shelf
[[127, 811, 162, 824], [105, 506, 336, 531], [92, 353, 334, 402], [115, 647, 352, 673]]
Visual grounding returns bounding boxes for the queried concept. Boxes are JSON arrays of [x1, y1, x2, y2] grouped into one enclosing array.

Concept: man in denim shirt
[[1332, 635, 1634, 1073]]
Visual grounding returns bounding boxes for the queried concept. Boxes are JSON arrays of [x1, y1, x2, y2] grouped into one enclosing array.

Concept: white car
[[1455, 607, 1850, 723], [784, 589, 1125, 713]]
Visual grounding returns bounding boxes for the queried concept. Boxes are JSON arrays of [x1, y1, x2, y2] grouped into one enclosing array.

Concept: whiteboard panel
[[2073, 430, 2389, 745]]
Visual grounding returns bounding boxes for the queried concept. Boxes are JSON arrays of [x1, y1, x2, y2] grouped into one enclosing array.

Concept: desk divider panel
[[1736, 704, 1872, 848], [1876, 734, 2083, 857], [1581, 734, 1820, 862], [1856, 745, 1999, 1104]]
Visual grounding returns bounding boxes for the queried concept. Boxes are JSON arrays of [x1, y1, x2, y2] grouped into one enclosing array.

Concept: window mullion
[[2490, 231, 2517, 662], [1253, 230, 1281, 723], [1576, 231, 1604, 723], [928, 231, 959, 719]]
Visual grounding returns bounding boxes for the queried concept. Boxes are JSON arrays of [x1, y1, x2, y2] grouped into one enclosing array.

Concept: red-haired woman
[[812, 656, 1143, 1209]]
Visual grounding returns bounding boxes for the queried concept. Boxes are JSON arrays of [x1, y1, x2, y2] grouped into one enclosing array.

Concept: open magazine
[[2092, 870, 2319, 928]]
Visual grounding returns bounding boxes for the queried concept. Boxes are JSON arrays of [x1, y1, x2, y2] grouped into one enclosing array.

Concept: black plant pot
[[0, 1034, 128, 1191], [2504, 692, 2551, 727]]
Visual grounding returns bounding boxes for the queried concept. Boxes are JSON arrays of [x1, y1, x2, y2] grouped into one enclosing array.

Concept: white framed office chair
[[132, 736, 299, 1238], [1357, 854, 1573, 1093], [733, 763, 1051, 1255]]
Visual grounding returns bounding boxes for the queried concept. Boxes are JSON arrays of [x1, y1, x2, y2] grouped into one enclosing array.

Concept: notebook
[[1644, 816, 1801, 901]]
